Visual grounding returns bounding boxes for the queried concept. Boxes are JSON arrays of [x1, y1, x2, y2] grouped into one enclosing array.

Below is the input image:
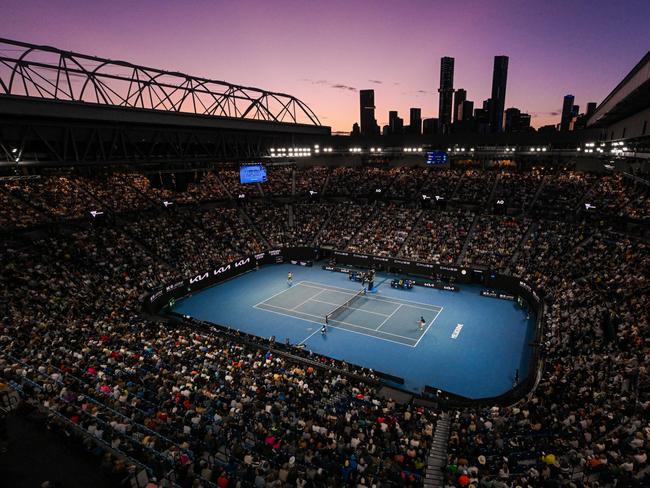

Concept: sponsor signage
[[481, 289, 515, 301], [439, 265, 458, 272], [418, 281, 459, 292], [146, 248, 543, 325], [165, 281, 185, 293], [149, 289, 163, 303], [190, 272, 209, 284]]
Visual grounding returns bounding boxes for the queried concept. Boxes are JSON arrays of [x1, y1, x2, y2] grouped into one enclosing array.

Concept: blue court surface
[[173, 263, 535, 399]]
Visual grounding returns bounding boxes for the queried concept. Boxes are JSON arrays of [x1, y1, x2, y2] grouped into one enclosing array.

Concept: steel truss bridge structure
[[0, 38, 329, 167]]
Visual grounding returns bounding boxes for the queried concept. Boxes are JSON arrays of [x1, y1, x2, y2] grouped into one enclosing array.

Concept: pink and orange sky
[[3, 0, 649, 132]]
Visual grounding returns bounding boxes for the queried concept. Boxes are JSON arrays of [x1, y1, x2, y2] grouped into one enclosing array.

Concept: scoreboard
[[426, 151, 448, 165], [240, 164, 267, 184]]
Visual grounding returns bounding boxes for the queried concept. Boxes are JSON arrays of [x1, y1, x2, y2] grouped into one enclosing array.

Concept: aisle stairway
[[456, 214, 480, 265], [424, 412, 450, 488]]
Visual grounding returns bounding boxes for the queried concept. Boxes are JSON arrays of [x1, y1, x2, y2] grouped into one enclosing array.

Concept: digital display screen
[[239, 164, 267, 184], [426, 151, 448, 165]]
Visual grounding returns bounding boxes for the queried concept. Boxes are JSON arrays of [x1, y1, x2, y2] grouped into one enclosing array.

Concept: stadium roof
[[587, 50, 650, 129]]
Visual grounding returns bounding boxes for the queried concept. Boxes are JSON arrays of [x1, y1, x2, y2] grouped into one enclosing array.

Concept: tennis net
[[325, 288, 365, 324]]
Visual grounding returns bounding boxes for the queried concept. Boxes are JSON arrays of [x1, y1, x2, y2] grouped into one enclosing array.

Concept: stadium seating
[[0, 165, 648, 487]]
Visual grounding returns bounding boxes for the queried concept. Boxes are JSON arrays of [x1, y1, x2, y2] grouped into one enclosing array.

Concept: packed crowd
[[127, 206, 262, 277], [461, 216, 531, 271], [294, 166, 330, 196], [400, 209, 475, 264], [346, 202, 420, 257], [451, 170, 496, 207], [1, 226, 437, 487], [1, 167, 647, 232], [493, 171, 545, 211], [446, 233, 648, 488], [531, 172, 597, 220], [0, 164, 648, 488]]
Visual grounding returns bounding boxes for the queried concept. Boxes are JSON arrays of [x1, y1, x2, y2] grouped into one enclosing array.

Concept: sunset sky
[[3, 0, 649, 132]]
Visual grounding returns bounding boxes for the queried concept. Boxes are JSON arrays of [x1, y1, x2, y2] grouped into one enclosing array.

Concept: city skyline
[[3, 0, 649, 133]]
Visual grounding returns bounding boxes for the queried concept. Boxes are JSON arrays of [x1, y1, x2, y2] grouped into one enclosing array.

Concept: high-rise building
[[458, 100, 474, 122], [504, 107, 532, 132], [359, 89, 379, 136], [453, 88, 466, 123], [560, 94, 575, 131], [409, 108, 422, 134], [438, 57, 455, 129], [474, 107, 490, 134], [504, 107, 520, 132], [586, 102, 597, 118], [388, 110, 403, 134], [489, 56, 509, 132], [422, 118, 439, 135]]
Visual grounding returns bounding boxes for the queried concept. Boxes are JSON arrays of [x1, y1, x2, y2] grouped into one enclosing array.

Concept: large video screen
[[240, 164, 267, 184], [426, 151, 448, 165]]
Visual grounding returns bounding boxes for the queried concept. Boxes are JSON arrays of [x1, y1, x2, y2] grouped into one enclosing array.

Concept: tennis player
[[419, 316, 426, 331], [287, 271, 293, 286]]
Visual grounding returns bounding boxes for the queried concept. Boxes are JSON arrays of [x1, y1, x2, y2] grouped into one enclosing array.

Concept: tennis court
[[254, 281, 443, 347], [172, 263, 535, 398]]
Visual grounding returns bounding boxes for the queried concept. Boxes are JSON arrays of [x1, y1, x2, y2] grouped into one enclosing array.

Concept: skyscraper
[[388, 110, 403, 134], [422, 118, 439, 135], [438, 57, 455, 130], [489, 56, 509, 133], [560, 94, 575, 132], [409, 107, 422, 134], [504, 107, 530, 132], [586, 102, 597, 118], [359, 89, 378, 136], [458, 100, 474, 122], [504, 107, 520, 132], [453, 88, 466, 123]]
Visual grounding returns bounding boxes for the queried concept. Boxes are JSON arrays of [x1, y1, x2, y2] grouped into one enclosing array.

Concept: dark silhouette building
[[586, 102, 597, 118], [359, 89, 379, 136], [422, 118, 439, 135], [560, 94, 575, 131], [474, 107, 490, 134], [409, 107, 422, 134], [458, 100, 474, 122], [388, 110, 404, 134], [453, 88, 466, 123], [504, 107, 531, 132], [438, 57, 455, 131], [489, 56, 509, 133]]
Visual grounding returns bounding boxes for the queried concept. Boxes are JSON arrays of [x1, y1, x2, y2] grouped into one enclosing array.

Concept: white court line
[[306, 298, 391, 317], [290, 289, 325, 311], [253, 303, 417, 348], [298, 326, 324, 346], [413, 307, 444, 348], [376, 303, 403, 331], [300, 281, 443, 312], [256, 302, 418, 342], [252, 280, 309, 308]]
